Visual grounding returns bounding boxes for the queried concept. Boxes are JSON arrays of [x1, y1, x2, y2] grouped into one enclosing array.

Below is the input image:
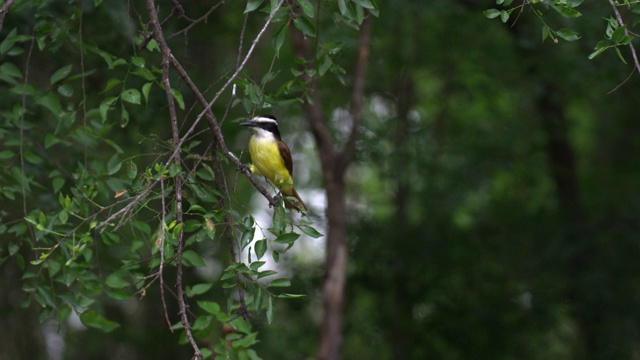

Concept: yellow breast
[[248, 136, 293, 188]]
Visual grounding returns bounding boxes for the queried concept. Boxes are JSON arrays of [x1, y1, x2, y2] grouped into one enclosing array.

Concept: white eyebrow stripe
[[251, 116, 278, 124]]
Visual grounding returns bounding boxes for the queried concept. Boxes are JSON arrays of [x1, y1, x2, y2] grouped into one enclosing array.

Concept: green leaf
[[272, 205, 287, 234], [614, 46, 627, 64], [50, 65, 72, 85], [120, 105, 129, 127], [298, 0, 315, 18], [483, 9, 501, 19], [52, 177, 65, 193], [245, 0, 264, 13], [542, 26, 549, 42], [105, 273, 129, 288], [588, 41, 609, 60], [0, 28, 17, 54], [56, 304, 72, 322], [182, 250, 206, 267], [99, 96, 117, 123], [146, 39, 160, 52], [255, 239, 267, 260], [20, 160, 39, 178], [0, 150, 14, 160], [294, 17, 316, 38], [192, 315, 213, 330], [142, 82, 152, 105], [132, 67, 156, 81], [611, 26, 626, 43], [36, 92, 62, 115], [277, 293, 306, 298], [171, 88, 185, 110], [266, 296, 275, 324], [273, 24, 287, 58], [57, 83, 73, 97], [106, 288, 133, 300], [338, 0, 351, 18], [268, 277, 291, 288], [353, 0, 375, 9], [551, 3, 582, 18], [127, 160, 138, 179], [250, 261, 266, 271], [107, 159, 122, 175], [186, 283, 212, 297], [258, 269, 277, 279], [500, 10, 509, 23], [298, 224, 323, 238], [319, 53, 332, 76], [131, 56, 145, 67], [102, 78, 122, 93], [556, 28, 580, 41], [1, 62, 23, 79], [274, 232, 300, 244], [198, 300, 221, 315], [121, 88, 141, 105], [79, 310, 120, 333]]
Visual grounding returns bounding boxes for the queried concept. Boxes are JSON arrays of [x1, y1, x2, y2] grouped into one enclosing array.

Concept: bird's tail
[[283, 186, 307, 212]]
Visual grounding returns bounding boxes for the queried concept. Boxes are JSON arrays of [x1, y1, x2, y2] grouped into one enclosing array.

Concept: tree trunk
[[318, 176, 348, 360], [291, 13, 372, 360]]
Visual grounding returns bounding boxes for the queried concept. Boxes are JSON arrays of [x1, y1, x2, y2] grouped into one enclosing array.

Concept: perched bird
[[240, 115, 307, 211]]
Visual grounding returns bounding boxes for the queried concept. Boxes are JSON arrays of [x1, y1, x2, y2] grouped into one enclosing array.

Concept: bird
[[240, 115, 307, 211]]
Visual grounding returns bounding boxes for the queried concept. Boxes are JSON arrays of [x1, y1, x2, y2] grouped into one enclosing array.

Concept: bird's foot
[[238, 163, 250, 173]]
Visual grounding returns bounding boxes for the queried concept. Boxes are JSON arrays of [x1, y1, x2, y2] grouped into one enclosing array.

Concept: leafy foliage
[[484, 0, 640, 64], [0, 0, 365, 358]]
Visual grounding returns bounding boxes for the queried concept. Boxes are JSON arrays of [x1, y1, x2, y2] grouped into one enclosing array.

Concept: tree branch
[[338, 13, 372, 174], [99, 0, 283, 228], [0, 0, 15, 33], [167, 55, 276, 208], [290, 27, 337, 171], [168, 0, 225, 40], [144, 0, 201, 358], [291, 13, 373, 177]]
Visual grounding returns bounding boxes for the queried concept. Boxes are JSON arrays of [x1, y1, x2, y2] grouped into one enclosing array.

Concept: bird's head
[[240, 115, 281, 140]]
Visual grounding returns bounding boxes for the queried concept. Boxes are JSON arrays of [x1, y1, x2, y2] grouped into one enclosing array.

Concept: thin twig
[[139, 1, 184, 50], [188, 0, 286, 144], [159, 179, 173, 331], [168, 0, 224, 39], [150, 0, 286, 207]]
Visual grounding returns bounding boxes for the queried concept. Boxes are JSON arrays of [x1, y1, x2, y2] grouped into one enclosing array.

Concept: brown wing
[[277, 140, 293, 176]]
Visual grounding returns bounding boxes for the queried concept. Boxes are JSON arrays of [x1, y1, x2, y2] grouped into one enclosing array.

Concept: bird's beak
[[240, 120, 255, 127]]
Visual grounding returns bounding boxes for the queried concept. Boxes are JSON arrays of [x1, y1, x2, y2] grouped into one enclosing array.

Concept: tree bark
[[291, 13, 372, 360]]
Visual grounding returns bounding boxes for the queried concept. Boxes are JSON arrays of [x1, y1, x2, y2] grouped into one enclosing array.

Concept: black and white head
[[240, 115, 282, 140]]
